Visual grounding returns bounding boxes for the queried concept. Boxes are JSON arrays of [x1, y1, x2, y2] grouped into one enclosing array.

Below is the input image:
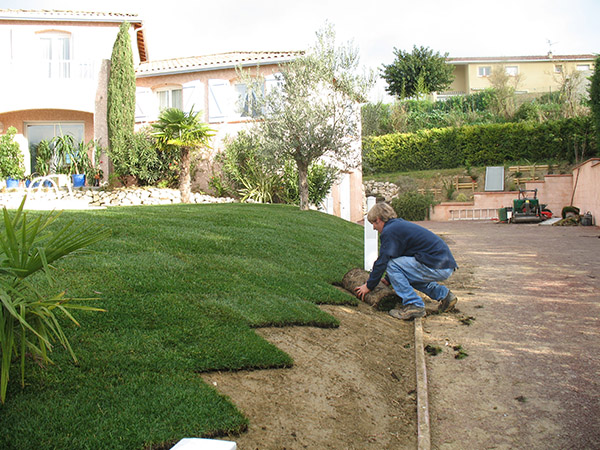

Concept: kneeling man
[[355, 202, 458, 320]]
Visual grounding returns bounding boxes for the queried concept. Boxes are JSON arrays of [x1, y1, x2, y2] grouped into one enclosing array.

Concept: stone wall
[[0, 187, 236, 210], [363, 180, 399, 202]]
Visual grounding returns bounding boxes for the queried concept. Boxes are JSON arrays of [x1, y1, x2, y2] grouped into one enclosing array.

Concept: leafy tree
[[381, 46, 454, 99], [589, 55, 600, 153], [152, 108, 214, 203], [254, 24, 374, 210], [487, 65, 520, 119], [107, 22, 136, 173], [361, 101, 393, 137]]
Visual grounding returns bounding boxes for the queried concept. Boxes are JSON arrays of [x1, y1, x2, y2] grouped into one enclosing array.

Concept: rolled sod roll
[[342, 268, 400, 309]]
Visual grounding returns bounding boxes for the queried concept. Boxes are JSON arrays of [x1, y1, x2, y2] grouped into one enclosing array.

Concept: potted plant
[[32, 139, 53, 187], [52, 134, 93, 187], [86, 140, 104, 187], [0, 126, 26, 188]]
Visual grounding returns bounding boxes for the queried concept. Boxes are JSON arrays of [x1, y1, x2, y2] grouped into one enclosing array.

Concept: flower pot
[[6, 178, 19, 188], [72, 174, 86, 188]]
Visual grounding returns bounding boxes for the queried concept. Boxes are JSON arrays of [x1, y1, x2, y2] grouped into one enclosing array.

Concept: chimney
[[548, 51, 553, 59]]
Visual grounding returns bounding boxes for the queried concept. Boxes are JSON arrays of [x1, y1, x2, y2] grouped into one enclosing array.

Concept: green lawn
[[0, 203, 362, 449]]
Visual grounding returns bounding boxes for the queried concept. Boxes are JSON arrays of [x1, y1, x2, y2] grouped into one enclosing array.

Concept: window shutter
[[135, 87, 158, 123], [182, 80, 204, 116], [208, 79, 231, 123]]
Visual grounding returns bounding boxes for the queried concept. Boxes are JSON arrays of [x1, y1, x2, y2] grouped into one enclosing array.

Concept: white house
[[0, 9, 364, 222]]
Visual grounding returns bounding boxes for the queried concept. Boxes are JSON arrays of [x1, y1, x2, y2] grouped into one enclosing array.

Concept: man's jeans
[[386, 256, 454, 308]]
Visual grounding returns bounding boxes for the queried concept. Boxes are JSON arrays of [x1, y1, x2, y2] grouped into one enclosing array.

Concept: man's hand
[[354, 283, 370, 300]]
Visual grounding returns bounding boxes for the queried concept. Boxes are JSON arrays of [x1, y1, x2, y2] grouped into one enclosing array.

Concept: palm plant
[[34, 140, 53, 176], [0, 197, 111, 403], [51, 134, 76, 174], [152, 108, 214, 203]]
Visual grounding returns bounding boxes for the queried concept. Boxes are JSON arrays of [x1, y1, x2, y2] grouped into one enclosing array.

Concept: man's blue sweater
[[366, 218, 457, 290]]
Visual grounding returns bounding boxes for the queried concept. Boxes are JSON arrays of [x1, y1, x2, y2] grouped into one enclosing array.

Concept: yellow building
[[443, 53, 596, 97]]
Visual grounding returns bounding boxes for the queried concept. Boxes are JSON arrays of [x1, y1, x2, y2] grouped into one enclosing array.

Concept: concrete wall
[[572, 158, 600, 224], [430, 159, 599, 225]]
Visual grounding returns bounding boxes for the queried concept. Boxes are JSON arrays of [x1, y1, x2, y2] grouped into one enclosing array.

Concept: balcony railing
[[1, 59, 98, 82]]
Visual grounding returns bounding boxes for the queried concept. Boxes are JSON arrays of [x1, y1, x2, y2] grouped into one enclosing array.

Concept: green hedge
[[363, 116, 597, 173]]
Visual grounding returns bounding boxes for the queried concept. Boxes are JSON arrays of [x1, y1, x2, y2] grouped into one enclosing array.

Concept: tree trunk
[[179, 147, 191, 203], [297, 160, 309, 211], [342, 268, 400, 310]]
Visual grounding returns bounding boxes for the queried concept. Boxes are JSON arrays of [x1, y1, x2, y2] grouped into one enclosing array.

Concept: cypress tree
[[589, 55, 600, 154], [107, 22, 136, 164]]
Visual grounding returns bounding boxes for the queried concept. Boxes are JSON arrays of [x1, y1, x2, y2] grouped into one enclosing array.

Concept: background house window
[[478, 66, 491, 77], [576, 64, 591, 71], [554, 65, 563, 73], [505, 66, 519, 76], [38, 31, 71, 79], [157, 87, 183, 111]]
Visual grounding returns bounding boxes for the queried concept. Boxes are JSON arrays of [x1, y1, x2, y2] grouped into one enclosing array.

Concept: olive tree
[[255, 25, 374, 210]]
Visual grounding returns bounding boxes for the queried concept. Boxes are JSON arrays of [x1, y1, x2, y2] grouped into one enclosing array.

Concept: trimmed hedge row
[[363, 116, 597, 173]]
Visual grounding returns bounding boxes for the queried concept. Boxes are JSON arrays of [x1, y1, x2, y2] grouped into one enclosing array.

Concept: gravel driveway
[[420, 220, 600, 450]]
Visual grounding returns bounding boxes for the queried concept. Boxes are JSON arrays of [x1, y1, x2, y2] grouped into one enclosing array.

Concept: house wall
[[136, 65, 366, 222], [572, 158, 600, 224], [0, 15, 141, 178], [0, 109, 94, 142], [0, 20, 138, 115], [448, 59, 595, 94]]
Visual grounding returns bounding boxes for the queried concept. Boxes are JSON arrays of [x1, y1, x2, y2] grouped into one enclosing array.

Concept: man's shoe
[[389, 305, 426, 320], [438, 291, 458, 313]]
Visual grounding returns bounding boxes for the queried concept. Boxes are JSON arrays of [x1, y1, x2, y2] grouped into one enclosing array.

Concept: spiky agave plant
[[0, 197, 110, 403]]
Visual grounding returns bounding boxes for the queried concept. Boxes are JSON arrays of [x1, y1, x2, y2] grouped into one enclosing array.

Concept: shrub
[[279, 161, 337, 206], [0, 127, 25, 180], [217, 131, 281, 203], [390, 192, 436, 221], [363, 116, 597, 173], [108, 128, 167, 185], [0, 198, 110, 403], [218, 131, 338, 206]]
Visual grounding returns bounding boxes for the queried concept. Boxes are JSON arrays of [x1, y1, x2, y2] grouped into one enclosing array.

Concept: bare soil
[[203, 302, 418, 450], [203, 221, 600, 450]]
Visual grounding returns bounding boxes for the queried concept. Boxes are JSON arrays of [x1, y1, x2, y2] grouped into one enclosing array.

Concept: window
[[505, 66, 519, 76], [554, 65, 563, 73], [576, 64, 591, 71], [234, 83, 261, 118], [38, 31, 71, 78], [478, 66, 491, 77], [156, 87, 183, 111], [26, 123, 84, 173]]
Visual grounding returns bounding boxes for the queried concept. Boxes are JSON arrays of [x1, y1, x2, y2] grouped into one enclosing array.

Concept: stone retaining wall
[[0, 187, 236, 209], [363, 180, 399, 202]]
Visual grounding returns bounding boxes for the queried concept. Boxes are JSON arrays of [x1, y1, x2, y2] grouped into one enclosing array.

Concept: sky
[[2, 0, 599, 100]]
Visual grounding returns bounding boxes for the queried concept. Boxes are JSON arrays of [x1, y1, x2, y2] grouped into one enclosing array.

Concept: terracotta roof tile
[[136, 51, 303, 76], [0, 9, 141, 23], [448, 54, 597, 64]]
